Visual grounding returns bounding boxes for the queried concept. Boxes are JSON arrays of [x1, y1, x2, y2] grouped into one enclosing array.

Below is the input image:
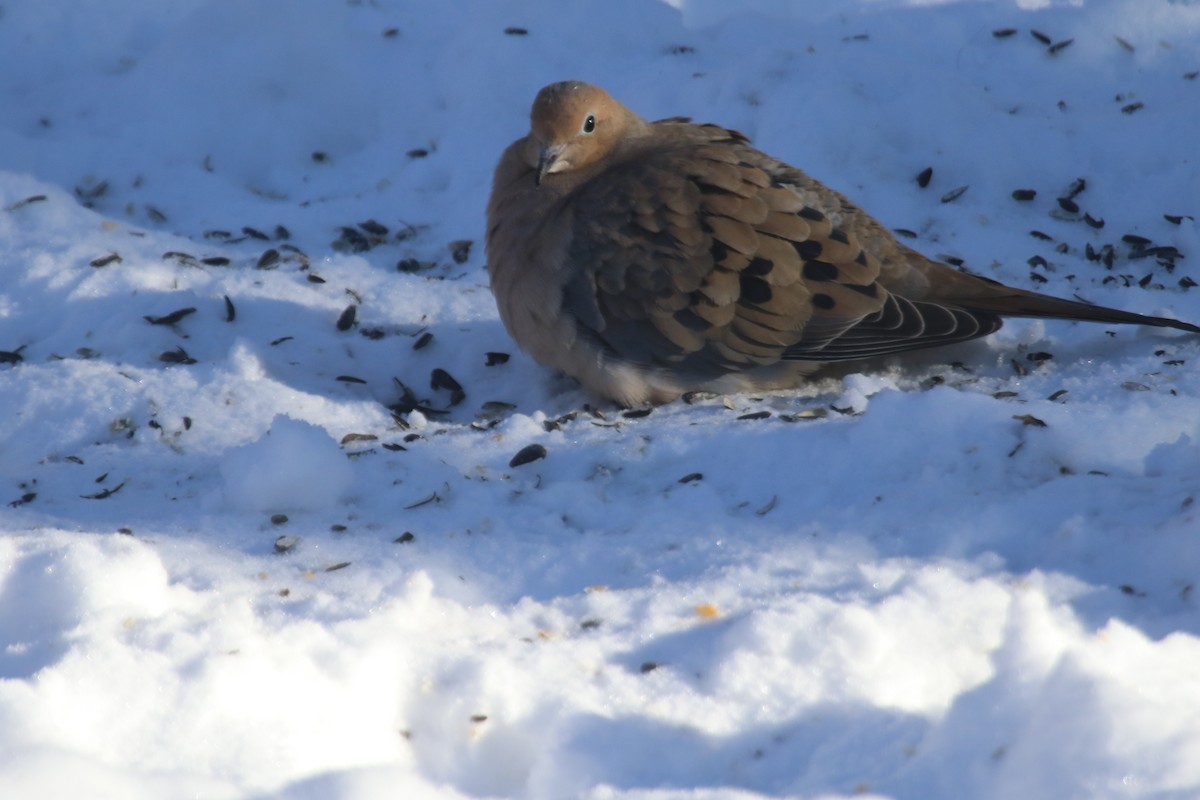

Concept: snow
[[1, 0, 1199, 797]]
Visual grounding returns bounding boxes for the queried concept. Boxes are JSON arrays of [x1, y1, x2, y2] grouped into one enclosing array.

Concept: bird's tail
[[957, 286, 1200, 335]]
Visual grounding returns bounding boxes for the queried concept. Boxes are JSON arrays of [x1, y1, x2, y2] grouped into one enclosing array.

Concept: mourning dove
[[486, 80, 1199, 406]]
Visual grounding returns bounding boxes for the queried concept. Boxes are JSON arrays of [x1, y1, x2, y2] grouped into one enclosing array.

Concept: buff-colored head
[[528, 81, 641, 185]]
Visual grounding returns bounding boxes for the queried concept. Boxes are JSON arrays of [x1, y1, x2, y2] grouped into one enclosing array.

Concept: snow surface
[[2, 1, 1200, 798]]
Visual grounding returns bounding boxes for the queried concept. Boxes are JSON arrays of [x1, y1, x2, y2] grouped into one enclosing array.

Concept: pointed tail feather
[[958, 289, 1200, 335]]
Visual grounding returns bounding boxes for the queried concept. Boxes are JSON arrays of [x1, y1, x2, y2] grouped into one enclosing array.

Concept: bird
[[486, 80, 1199, 406]]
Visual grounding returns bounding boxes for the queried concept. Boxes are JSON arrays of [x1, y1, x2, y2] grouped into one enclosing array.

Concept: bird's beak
[[535, 144, 566, 186]]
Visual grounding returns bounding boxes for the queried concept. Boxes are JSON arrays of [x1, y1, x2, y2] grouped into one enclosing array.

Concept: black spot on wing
[[811, 293, 836, 310], [740, 275, 773, 304], [794, 240, 823, 260], [802, 261, 839, 282], [745, 257, 774, 276]]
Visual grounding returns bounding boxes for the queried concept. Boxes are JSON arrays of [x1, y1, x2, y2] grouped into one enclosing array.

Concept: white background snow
[[2, 1, 1199, 798]]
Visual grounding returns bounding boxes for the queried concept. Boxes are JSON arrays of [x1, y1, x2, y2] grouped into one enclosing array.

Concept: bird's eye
[[582, 114, 596, 134]]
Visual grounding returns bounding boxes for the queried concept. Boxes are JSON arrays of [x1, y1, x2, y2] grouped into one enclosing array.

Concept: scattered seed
[[992, 28, 1017, 38], [639, 661, 660, 673], [893, 228, 918, 239], [1121, 381, 1151, 392], [341, 433, 378, 446], [1030, 30, 1052, 45], [163, 251, 198, 266], [1047, 39, 1074, 55], [755, 495, 778, 516], [412, 331, 434, 350], [1118, 584, 1147, 598], [336, 304, 357, 331], [159, 347, 197, 365], [274, 535, 299, 552], [359, 219, 389, 237], [256, 248, 281, 270], [780, 407, 829, 421], [336, 375, 367, 384], [1084, 213, 1105, 229], [504, 26, 528, 35], [1179, 276, 1198, 289], [406, 148, 428, 159], [509, 443, 547, 467], [992, 391, 1018, 399], [1027, 255, 1049, 269], [1186, 71, 1200, 81], [382, 442, 407, 451], [679, 472, 703, 484], [1164, 214, 1193, 225], [737, 410, 771, 420], [449, 239, 473, 264], [403, 491, 441, 510], [1011, 189, 1036, 201], [430, 368, 465, 405], [1057, 197, 1080, 213], [359, 328, 387, 344], [242, 226, 270, 240], [6, 194, 49, 211], [1013, 414, 1047, 428], [312, 151, 329, 163], [270, 335, 294, 346], [274, 225, 291, 240], [1026, 351, 1053, 363], [1048, 389, 1069, 402], [1030, 230, 1053, 241], [395, 531, 416, 543], [622, 407, 653, 419], [8, 492, 36, 508], [1121, 101, 1144, 114], [397, 258, 427, 272], [336, 226, 371, 252], [307, 273, 326, 284], [383, 27, 400, 38], [325, 562, 351, 572], [224, 295, 236, 322], [916, 167, 933, 188], [0, 348, 24, 365], [940, 185, 969, 204], [82, 481, 127, 500], [90, 253, 122, 267], [1115, 36, 1135, 52], [205, 229, 232, 240], [144, 307, 197, 326], [478, 400, 517, 419], [145, 205, 168, 223], [485, 351, 510, 366]]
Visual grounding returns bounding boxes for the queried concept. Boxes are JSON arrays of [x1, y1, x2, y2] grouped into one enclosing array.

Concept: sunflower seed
[[509, 443, 547, 467], [144, 307, 197, 326], [940, 185, 969, 204]]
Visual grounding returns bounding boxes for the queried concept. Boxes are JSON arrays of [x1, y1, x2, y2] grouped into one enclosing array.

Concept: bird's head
[[528, 81, 639, 185]]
